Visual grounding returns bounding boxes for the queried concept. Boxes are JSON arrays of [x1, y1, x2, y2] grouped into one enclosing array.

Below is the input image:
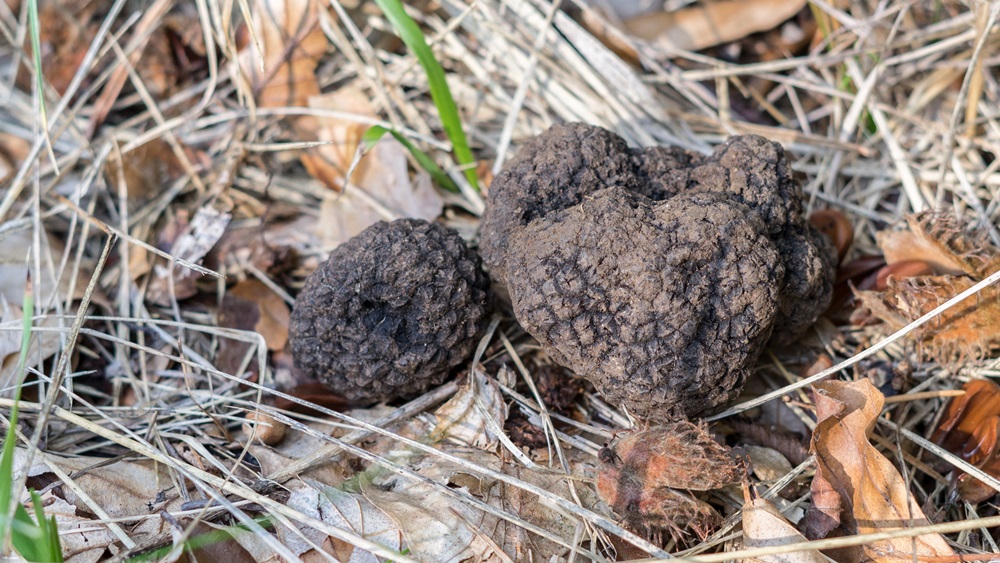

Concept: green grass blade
[[0, 274, 34, 551], [373, 0, 478, 191], [26, 0, 59, 173], [360, 125, 460, 193], [0, 274, 62, 561]]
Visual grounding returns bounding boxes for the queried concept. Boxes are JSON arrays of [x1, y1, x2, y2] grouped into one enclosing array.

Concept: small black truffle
[[290, 219, 492, 402], [480, 123, 836, 419]]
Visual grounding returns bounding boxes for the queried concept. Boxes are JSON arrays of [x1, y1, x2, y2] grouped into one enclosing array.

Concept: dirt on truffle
[[290, 219, 493, 403], [480, 124, 835, 419]]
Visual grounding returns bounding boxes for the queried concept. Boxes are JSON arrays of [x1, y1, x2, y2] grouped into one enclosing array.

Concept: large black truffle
[[480, 124, 835, 419], [290, 219, 492, 402]]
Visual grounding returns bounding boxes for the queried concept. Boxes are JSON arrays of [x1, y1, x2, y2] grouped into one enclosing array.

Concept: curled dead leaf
[[803, 379, 954, 561], [241, 0, 326, 109], [931, 379, 1000, 503], [877, 211, 1000, 278], [147, 207, 230, 306], [432, 367, 508, 450], [857, 211, 1000, 362]]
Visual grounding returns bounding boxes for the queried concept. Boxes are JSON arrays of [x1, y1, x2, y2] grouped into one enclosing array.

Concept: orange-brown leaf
[[877, 211, 1000, 278], [855, 275, 1000, 361], [243, 0, 327, 108], [932, 379, 1000, 503], [806, 379, 954, 561]]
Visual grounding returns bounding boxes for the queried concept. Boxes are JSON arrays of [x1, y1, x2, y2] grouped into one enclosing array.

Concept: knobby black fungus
[[290, 219, 492, 402], [480, 123, 836, 419]]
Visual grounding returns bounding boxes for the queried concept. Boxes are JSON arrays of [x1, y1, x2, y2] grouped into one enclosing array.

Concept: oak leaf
[[803, 379, 954, 561]]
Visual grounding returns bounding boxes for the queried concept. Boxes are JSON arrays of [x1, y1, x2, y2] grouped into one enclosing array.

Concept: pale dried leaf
[[806, 379, 955, 561], [362, 475, 504, 562], [279, 481, 403, 562], [432, 367, 508, 450], [147, 207, 230, 305], [43, 494, 117, 563], [621, 0, 807, 52], [307, 87, 443, 246], [0, 229, 93, 306], [746, 445, 793, 483], [741, 494, 825, 563]]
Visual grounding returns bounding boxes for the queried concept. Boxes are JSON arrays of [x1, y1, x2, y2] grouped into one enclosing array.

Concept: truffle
[[290, 219, 492, 402], [480, 123, 835, 418]]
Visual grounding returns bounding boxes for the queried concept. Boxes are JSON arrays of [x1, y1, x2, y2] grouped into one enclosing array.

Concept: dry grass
[[2, 0, 1000, 560]]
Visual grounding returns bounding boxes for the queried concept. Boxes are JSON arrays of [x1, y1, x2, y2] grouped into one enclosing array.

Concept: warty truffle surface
[[290, 219, 492, 402]]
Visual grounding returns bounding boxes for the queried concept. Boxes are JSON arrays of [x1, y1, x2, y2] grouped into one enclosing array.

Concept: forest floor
[[2, 0, 1000, 561]]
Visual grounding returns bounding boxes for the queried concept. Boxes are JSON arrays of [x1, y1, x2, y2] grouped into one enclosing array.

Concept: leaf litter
[[4, 0, 1000, 561]]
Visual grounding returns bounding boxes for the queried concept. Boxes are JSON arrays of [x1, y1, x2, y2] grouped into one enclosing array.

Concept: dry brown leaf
[[242, 0, 326, 108], [741, 486, 825, 563], [147, 206, 231, 305], [35, 494, 116, 563], [306, 87, 444, 245], [858, 211, 1000, 362], [856, 275, 1000, 361], [804, 379, 954, 561], [431, 366, 508, 450], [14, 448, 189, 553], [0, 132, 30, 184], [877, 211, 1000, 278], [931, 379, 1000, 503], [228, 280, 291, 351], [17, 2, 97, 95], [277, 481, 403, 562], [621, 0, 807, 52]]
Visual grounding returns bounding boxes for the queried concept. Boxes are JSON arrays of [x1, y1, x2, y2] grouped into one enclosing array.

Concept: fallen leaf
[[621, 0, 807, 52], [877, 212, 1000, 278], [0, 303, 62, 396], [746, 445, 793, 483], [241, 0, 326, 109], [432, 366, 508, 450], [277, 480, 403, 562], [227, 280, 291, 351], [147, 206, 231, 305], [803, 379, 955, 561], [741, 485, 825, 563], [17, 2, 97, 95], [931, 379, 1000, 503], [0, 132, 30, 184], [14, 448, 186, 552], [181, 521, 259, 563], [35, 494, 117, 563], [363, 477, 503, 561], [306, 87, 444, 247], [0, 228, 96, 307], [856, 275, 1000, 361], [810, 209, 853, 263], [857, 211, 1000, 362]]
